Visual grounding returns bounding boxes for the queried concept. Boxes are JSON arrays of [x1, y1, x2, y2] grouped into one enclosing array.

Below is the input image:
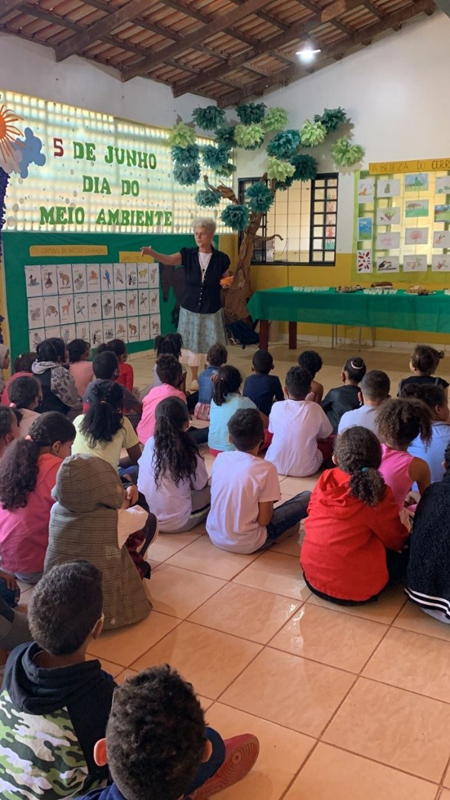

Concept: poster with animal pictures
[[101, 265, 114, 292], [60, 295, 75, 325], [42, 265, 57, 295], [25, 266, 42, 297], [113, 263, 126, 290], [75, 294, 88, 323], [43, 297, 60, 325], [87, 265, 100, 291], [77, 323, 90, 342], [114, 292, 127, 318], [376, 207, 401, 225], [150, 315, 161, 338], [138, 290, 149, 315], [376, 256, 399, 273], [149, 290, 159, 314], [103, 321, 115, 343], [356, 250, 372, 273], [139, 316, 150, 341], [57, 265, 73, 295], [29, 328, 45, 351], [357, 178, 374, 203], [28, 297, 44, 328], [126, 263, 138, 289], [137, 265, 149, 287], [405, 200, 429, 219], [376, 179, 401, 198], [73, 265, 87, 293], [101, 292, 114, 319], [403, 255, 428, 273], [45, 326, 61, 339], [127, 291, 138, 316], [90, 323, 103, 348], [88, 293, 101, 321], [433, 230, 450, 248], [128, 317, 139, 342], [149, 264, 159, 289], [61, 325, 76, 345], [115, 319, 127, 342], [432, 255, 450, 272]]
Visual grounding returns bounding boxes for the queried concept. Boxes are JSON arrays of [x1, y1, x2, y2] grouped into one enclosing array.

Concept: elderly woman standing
[[141, 218, 229, 389]]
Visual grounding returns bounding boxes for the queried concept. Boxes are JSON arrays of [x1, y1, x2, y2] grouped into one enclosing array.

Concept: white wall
[[235, 12, 450, 252], [0, 33, 210, 127]]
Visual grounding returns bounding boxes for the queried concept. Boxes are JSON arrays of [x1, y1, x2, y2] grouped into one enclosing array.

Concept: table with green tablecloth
[[247, 287, 450, 349]]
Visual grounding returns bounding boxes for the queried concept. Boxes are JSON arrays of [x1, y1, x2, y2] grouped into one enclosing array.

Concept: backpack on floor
[[227, 320, 260, 348]]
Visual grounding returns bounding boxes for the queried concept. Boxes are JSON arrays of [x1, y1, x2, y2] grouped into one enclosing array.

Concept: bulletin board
[[1, 232, 198, 360], [353, 159, 450, 283]]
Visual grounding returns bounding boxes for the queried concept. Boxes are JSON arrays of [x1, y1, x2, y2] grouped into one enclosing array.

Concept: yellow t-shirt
[[72, 415, 139, 471]]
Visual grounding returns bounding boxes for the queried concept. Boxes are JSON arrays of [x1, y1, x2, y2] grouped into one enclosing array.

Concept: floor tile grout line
[[185, 600, 304, 647], [354, 672, 450, 707], [438, 753, 450, 787]]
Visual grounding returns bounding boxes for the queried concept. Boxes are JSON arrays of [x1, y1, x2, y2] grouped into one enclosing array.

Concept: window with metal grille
[[238, 173, 338, 265]]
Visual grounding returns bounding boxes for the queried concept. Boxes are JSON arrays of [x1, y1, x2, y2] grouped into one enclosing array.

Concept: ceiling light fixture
[[296, 42, 321, 63]]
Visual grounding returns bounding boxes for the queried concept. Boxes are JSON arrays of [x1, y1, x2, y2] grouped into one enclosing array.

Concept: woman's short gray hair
[[192, 217, 216, 235]]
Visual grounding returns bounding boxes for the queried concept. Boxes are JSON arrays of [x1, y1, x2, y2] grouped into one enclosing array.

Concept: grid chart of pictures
[[356, 171, 450, 276], [25, 262, 161, 351]]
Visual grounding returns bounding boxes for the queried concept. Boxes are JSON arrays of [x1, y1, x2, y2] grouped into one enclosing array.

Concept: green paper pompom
[[290, 154, 317, 182], [215, 125, 236, 150], [314, 107, 348, 134], [215, 162, 237, 177], [236, 102, 267, 125], [221, 203, 250, 231], [171, 144, 200, 166], [173, 162, 201, 186], [267, 130, 301, 160], [202, 144, 230, 170], [331, 137, 365, 168], [299, 120, 327, 147], [234, 123, 265, 150], [195, 188, 221, 207], [168, 122, 196, 148], [275, 176, 294, 191], [245, 182, 274, 214], [192, 106, 225, 131], [267, 157, 295, 182], [262, 107, 289, 132]]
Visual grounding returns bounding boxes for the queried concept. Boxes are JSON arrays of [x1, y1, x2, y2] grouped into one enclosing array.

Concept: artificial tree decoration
[[170, 103, 364, 320]]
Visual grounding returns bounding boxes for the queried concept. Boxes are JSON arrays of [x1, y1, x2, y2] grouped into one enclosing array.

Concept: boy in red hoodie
[[301, 426, 409, 605]]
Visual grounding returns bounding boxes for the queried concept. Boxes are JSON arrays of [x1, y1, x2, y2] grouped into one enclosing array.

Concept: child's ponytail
[[80, 380, 124, 444], [334, 426, 386, 507], [212, 365, 242, 407], [153, 397, 199, 486]]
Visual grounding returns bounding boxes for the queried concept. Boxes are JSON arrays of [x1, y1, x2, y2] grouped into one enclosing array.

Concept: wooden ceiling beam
[[0, 0, 37, 21], [217, 0, 436, 106], [121, 0, 277, 81], [172, 0, 363, 96]]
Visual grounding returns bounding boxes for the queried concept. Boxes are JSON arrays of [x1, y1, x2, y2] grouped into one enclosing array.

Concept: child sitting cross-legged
[[83, 350, 142, 418], [338, 369, 390, 437], [301, 426, 410, 605], [208, 365, 267, 456], [398, 344, 448, 397], [243, 349, 284, 417], [322, 356, 366, 433], [402, 383, 450, 483], [8, 374, 42, 436], [138, 397, 210, 533], [195, 342, 228, 421], [75, 665, 259, 800], [298, 350, 324, 403], [99, 339, 134, 392], [32, 337, 82, 417], [137, 354, 186, 444], [68, 338, 94, 397], [265, 366, 333, 477], [207, 409, 310, 554], [0, 561, 115, 798]]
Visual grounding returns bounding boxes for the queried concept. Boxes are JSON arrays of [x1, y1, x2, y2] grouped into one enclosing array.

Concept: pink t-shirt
[[0, 453, 61, 574], [1, 371, 33, 405], [379, 444, 414, 509], [137, 384, 186, 444], [69, 361, 94, 397]]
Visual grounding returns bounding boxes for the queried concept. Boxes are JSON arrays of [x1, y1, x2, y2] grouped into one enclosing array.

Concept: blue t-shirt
[[408, 421, 450, 484], [243, 373, 284, 417], [198, 365, 219, 404], [208, 393, 256, 451]]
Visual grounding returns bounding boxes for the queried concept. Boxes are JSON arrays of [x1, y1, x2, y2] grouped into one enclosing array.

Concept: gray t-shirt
[[338, 404, 380, 436]]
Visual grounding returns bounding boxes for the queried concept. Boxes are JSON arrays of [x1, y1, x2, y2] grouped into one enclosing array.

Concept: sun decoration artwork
[[0, 105, 23, 168]]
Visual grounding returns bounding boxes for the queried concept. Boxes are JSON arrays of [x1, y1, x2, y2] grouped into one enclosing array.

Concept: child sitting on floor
[[0, 405, 20, 458], [301, 426, 410, 605], [207, 409, 310, 554], [398, 344, 448, 397], [208, 365, 264, 455], [137, 355, 186, 444], [45, 454, 153, 628], [138, 397, 210, 533], [0, 412, 75, 584], [8, 375, 42, 436], [84, 351, 142, 417], [32, 337, 81, 417], [243, 349, 284, 417], [338, 369, 390, 437], [322, 356, 367, 432], [0, 561, 115, 797], [195, 342, 228, 421], [265, 366, 333, 477], [99, 339, 134, 392], [298, 350, 324, 403], [406, 442, 450, 624], [152, 332, 184, 387], [75, 665, 259, 800], [402, 383, 450, 483], [68, 338, 94, 397], [377, 397, 432, 509], [1, 351, 36, 405]]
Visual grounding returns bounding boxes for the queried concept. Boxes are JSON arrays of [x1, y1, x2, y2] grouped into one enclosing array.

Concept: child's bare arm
[[257, 500, 274, 527]]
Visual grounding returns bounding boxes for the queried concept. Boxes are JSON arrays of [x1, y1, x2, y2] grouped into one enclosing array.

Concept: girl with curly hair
[[377, 397, 432, 510], [398, 344, 448, 397], [32, 338, 81, 416], [301, 426, 409, 605], [138, 397, 210, 532], [0, 411, 75, 583], [8, 375, 42, 436]]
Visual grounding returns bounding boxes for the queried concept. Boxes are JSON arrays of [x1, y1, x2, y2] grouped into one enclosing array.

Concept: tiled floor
[[18, 340, 450, 800]]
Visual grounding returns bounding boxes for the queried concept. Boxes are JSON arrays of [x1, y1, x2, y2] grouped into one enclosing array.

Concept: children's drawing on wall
[[139, 291, 149, 313], [376, 179, 400, 198], [357, 178, 374, 203], [138, 265, 149, 287], [87, 265, 100, 291], [113, 263, 126, 290], [126, 263, 138, 288], [128, 317, 139, 342], [139, 317, 150, 341], [127, 291, 138, 315], [102, 293, 114, 318], [88, 292, 101, 321], [433, 230, 450, 248], [356, 250, 372, 273], [358, 217, 373, 241], [101, 264, 113, 291], [376, 256, 399, 273], [432, 255, 450, 272], [103, 321, 115, 343], [436, 176, 450, 195], [44, 298, 60, 325], [61, 325, 76, 345], [405, 228, 429, 246], [149, 265, 159, 289], [114, 292, 127, 318], [115, 320, 127, 341], [435, 205, 450, 223], [376, 232, 400, 250], [29, 328, 45, 350], [73, 265, 87, 293], [42, 265, 57, 295], [77, 324, 89, 342], [25, 265, 43, 298], [28, 297, 44, 328], [75, 294, 88, 322], [57, 265, 73, 295], [405, 200, 429, 219], [60, 295, 75, 324], [376, 207, 400, 225], [150, 315, 161, 338], [405, 173, 429, 192], [90, 323, 103, 348], [403, 255, 428, 272]]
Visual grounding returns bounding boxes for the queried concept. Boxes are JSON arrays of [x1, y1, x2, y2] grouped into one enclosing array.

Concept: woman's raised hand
[[141, 246, 153, 256]]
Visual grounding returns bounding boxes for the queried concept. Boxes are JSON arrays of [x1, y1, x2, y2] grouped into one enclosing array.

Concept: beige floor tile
[[198, 695, 214, 711], [87, 610, 182, 666], [233, 551, 310, 601], [147, 563, 226, 618], [307, 583, 407, 625], [90, 657, 123, 679], [166, 535, 259, 580], [393, 602, 450, 642], [205, 703, 314, 800], [444, 764, 450, 788], [270, 604, 387, 672], [363, 627, 450, 703], [284, 743, 438, 800], [324, 677, 450, 782], [149, 531, 203, 562], [130, 621, 261, 699], [441, 791, 450, 799], [115, 668, 138, 684], [270, 531, 302, 557], [221, 647, 355, 737], [279, 476, 319, 495], [189, 583, 300, 644]]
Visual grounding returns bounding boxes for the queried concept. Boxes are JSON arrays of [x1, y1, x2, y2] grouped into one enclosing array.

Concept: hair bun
[[438, 350, 445, 359], [351, 358, 364, 370]]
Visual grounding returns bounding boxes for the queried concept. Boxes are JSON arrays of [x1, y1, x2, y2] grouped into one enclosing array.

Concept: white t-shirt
[[338, 404, 380, 436], [266, 399, 333, 477], [208, 393, 256, 452], [207, 451, 281, 553], [137, 437, 209, 532], [117, 506, 149, 548]]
